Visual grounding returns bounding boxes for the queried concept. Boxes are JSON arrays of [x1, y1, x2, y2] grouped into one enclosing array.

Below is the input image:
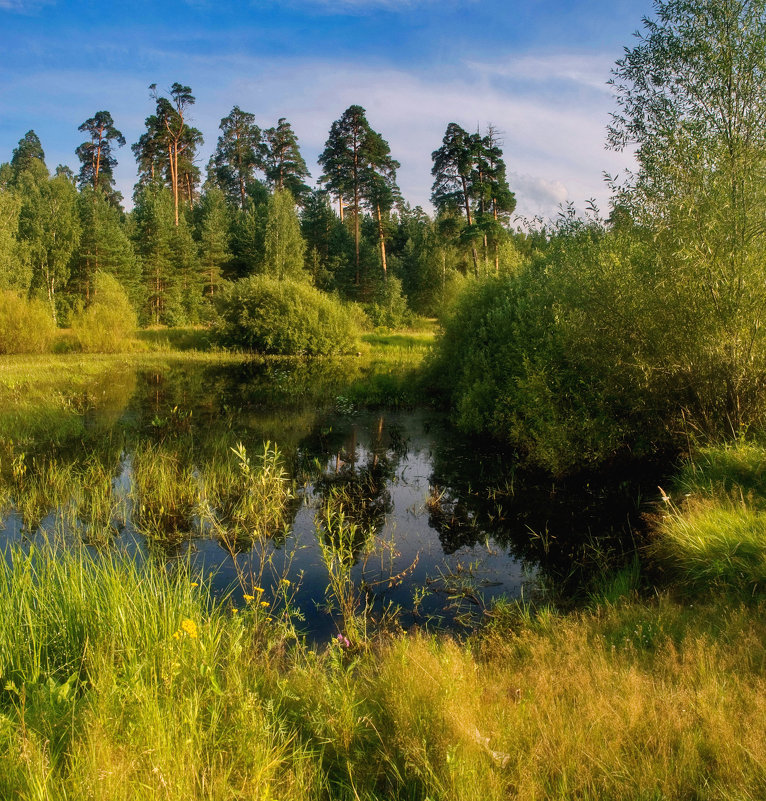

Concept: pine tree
[[133, 84, 203, 225], [74, 188, 140, 304], [263, 118, 310, 202], [76, 111, 126, 203], [132, 183, 175, 323], [472, 125, 515, 274], [213, 106, 264, 209], [10, 131, 46, 179], [196, 188, 231, 296], [431, 123, 514, 275], [362, 129, 400, 281], [319, 105, 400, 284]]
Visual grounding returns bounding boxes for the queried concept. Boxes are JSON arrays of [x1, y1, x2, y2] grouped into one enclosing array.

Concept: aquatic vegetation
[[130, 443, 200, 540], [201, 441, 294, 548]]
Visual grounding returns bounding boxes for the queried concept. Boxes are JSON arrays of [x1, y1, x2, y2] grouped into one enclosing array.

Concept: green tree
[[473, 125, 516, 273], [319, 105, 400, 284], [301, 189, 350, 289], [132, 183, 175, 323], [431, 123, 482, 274], [17, 167, 81, 323], [362, 128, 400, 281], [609, 0, 766, 430], [133, 84, 203, 225], [74, 188, 140, 304], [263, 118, 310, 202], [196, 188, 232, 296], [10, 130, 46, 179], [76, 111, 126, 202], [212, 106, 264, 209], [263, 188, 307, 280], [0, 185, 27, 292]]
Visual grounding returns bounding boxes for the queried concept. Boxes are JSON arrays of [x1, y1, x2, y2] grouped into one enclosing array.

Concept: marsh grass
[[317, 494, 375, 644], [0, 514, 764, 797], [0, 545, 318, 800], [130, 443, 200, 540], [651, 440, 766, 594], [200, 441, 294, 549]]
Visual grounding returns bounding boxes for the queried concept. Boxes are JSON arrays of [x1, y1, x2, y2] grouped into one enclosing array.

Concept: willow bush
[[0, 291, 56, 354], [71, 271, 137, 353], [433, 212, 766, 473]]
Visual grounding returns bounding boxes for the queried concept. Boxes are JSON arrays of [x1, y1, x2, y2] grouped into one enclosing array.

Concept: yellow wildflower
[[260, 600, 269, 607], [180, 618, 198, 639], [255, 587, 265, 594], [243, 594, 254, 603], [190, 582, 199, 588]]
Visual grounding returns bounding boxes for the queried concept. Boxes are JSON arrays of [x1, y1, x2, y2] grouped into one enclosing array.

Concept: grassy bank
[[0, 324, 435, 444], [0, 546, 764, 800], [651, 440, 766, 595]]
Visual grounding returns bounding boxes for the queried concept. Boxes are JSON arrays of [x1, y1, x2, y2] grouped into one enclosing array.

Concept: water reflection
[[0, 361, 668, 637]]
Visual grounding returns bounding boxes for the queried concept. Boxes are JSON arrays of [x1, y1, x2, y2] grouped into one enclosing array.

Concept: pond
[[0, 359, 666, 641]]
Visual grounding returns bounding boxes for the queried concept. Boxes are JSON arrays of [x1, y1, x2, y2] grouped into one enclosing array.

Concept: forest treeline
[[0, 94, 517, 329]]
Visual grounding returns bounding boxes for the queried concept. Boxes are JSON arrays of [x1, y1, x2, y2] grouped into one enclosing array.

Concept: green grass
[[0, 546, 765, 799], [650, 440, 766, 594]]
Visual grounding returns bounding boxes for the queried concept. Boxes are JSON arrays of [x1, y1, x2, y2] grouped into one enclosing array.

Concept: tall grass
[[1, 545, 764, 799], [651, 440, 766, 594]]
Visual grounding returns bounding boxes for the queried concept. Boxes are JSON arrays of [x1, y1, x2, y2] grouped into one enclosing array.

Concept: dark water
[[0, 360, 667, 640]]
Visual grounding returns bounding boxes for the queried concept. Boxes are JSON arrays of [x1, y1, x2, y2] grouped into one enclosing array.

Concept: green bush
[[431, 220, 692, 473], [363, 276, 412, 329], [0, 292, 56, 354], [213, 275, 358, 355], [71, 272, 137, 353]]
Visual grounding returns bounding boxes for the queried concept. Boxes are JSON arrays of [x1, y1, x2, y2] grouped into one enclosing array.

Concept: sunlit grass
[[650, 440, 766, 594], [0, 545, 764, 799]]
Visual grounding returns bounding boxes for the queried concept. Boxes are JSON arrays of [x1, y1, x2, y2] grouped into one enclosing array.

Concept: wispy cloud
[[467, 52, 617, 95], [0, 0, 53, 11]]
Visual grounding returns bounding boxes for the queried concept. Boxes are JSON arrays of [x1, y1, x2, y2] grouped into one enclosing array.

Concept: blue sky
[[0, 0, 655, 219]]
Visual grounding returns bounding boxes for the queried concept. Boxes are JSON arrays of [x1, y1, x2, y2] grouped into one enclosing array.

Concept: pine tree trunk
[[94, 126, 103, 190], [460, 176, 479, 275], [376, 204, 388, 281]]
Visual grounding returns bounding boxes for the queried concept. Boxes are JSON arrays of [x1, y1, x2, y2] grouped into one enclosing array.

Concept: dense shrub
[[71, 271, 137, 353], [433, 215, 766, 474], [213, 275, 358, 355], [0, 291, 56, 354]]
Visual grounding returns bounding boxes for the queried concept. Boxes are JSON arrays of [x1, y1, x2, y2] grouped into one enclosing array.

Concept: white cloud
[[2, 49, 636, 220], [467, 52, 617, 95]]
